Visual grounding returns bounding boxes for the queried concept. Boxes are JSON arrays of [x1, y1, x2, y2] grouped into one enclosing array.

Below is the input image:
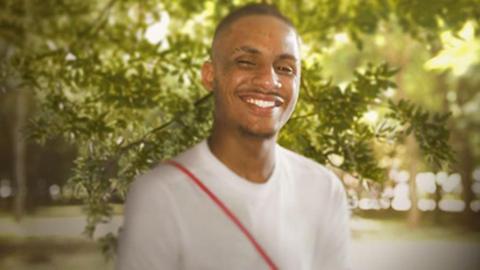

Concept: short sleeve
[[115, 174, 182, 270]]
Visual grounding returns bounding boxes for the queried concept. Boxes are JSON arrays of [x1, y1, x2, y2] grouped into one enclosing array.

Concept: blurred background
[[1, 0, 479, 269]]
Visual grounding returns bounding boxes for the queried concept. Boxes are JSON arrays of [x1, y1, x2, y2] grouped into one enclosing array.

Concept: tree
[[2, 0, 477, 255], [314, 21, 480, 226]]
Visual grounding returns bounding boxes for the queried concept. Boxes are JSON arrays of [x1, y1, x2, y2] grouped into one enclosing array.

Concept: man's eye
[[237, 60, 255, 66], [276, 65, 294, 74]]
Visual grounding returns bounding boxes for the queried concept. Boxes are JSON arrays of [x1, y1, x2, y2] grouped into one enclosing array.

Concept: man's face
[[202, 15, 301, 139]]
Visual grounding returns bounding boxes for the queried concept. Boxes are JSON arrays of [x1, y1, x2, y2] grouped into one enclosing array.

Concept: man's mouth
[[238, 93, 284, 109], [245, 98, 276, 108]]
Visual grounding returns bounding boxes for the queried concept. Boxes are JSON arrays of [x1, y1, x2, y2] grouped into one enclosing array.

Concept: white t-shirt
[[116, 140, 351, 270]]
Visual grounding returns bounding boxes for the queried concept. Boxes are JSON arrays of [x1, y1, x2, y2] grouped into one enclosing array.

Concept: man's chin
[[238, 126, 277, 140]]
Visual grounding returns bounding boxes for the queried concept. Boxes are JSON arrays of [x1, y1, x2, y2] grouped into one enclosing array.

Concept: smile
[[238, 92, 285, 111], [245, 98, 276, 108]]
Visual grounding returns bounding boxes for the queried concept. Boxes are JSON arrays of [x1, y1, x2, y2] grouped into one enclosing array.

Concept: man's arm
[[115, 174, 181, 270]]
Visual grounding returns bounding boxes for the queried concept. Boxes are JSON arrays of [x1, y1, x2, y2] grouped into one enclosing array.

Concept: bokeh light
[[416, 172, 436, 194], [439, 199, 466, 212], [418, 199, 436, 211]]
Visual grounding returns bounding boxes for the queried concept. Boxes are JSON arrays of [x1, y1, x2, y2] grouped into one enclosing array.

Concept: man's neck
[[207, 128, 277, 184]]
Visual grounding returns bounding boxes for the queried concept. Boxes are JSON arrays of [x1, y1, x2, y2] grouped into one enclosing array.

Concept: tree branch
[[101, 92, 213, 177]]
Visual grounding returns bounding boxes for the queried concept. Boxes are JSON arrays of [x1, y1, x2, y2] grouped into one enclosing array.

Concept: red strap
[[167, 160, 278, 270]]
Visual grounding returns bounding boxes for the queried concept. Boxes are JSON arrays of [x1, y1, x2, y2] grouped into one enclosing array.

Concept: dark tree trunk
[[13, 87, 27, 221], [407, 135, 421, 228]]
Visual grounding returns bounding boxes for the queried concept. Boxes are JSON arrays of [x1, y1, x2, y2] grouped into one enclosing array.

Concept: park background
[[0, 0, 479, 269]]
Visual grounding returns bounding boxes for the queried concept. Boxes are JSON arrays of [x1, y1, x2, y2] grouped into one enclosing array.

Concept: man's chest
[[172, 189, 319, 270]]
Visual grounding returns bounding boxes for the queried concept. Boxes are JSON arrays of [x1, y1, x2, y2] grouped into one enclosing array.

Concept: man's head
[[202, 3, 301, 139]]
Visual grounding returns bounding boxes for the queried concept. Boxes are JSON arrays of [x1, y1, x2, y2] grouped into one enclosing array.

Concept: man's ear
[[201, 61, 215, 92]]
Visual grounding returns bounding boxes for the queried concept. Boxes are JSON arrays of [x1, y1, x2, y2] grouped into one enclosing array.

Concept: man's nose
[[252, 65, 282, 90]]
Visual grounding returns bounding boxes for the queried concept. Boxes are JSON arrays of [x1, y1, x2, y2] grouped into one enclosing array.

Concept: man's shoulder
[[130, 141, 205, 193], [129, 141, 206, 195], [278, 145, 344, 191], [278, 145, 331, 176], [128, 163, 181, 196]]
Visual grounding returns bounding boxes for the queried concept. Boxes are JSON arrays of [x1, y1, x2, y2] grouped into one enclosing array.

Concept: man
[[116, 3, 351, 270]]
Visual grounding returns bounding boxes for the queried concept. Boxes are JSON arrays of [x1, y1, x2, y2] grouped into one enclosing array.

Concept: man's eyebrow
[[278, 53, 298, 62], [232, 46, 261, 55], [232, 46, 298, 62]]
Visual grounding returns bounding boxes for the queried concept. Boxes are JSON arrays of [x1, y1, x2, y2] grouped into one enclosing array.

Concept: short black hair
[[213, 3, 295, 43]]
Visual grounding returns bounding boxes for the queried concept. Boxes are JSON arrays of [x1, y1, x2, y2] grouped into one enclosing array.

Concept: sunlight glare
[[145, 11, 170, 44]]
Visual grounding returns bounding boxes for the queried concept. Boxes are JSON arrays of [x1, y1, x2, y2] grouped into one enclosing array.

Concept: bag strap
[[167, 160, 278, 270]]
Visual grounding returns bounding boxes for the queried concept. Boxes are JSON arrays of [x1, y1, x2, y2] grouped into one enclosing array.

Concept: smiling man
[[116, 3, 351, 270]]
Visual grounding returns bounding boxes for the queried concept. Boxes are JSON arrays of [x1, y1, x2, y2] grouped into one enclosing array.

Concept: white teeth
[[245, 98, 275, 108]]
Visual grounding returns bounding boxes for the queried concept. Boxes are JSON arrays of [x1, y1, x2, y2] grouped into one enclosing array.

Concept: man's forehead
[[212, 15, 301, 60]]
